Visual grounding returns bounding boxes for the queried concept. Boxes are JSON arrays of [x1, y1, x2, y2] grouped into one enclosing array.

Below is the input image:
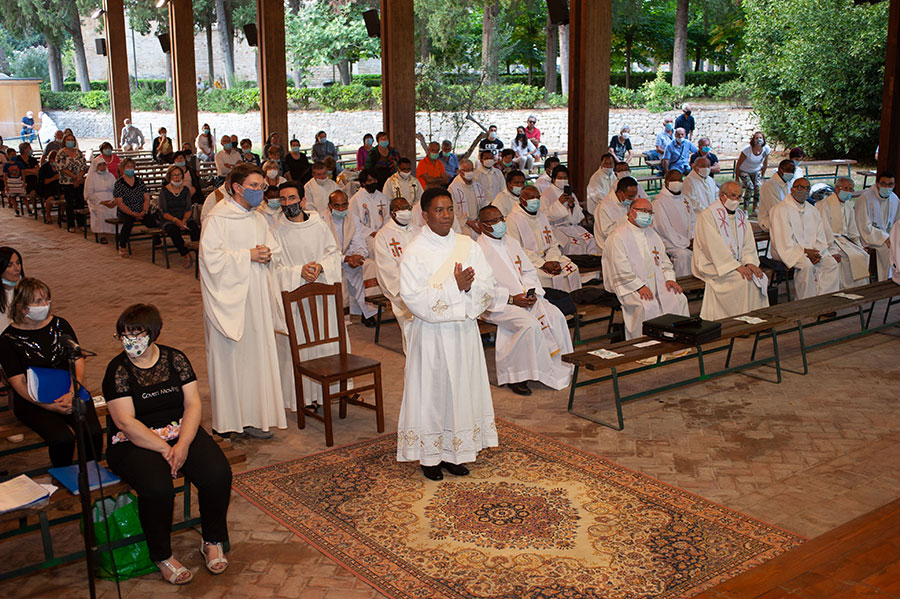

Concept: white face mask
[[601, 167, 613, 176], [462, 171, 474, 181], [122, 334, 151, 359], [266, 169, 279, 179], [554, 180, 568, 190], [724, 198, 740, 211], [696, 167, 710, 178], [26, 304, 50, 321], [482, 159, 495, 169], [615, 171, 630, 180], [399, 171, 411, 180], [171, 180, 183, 188], [667, 181, 683, 194], [394, 209, 413, 226]]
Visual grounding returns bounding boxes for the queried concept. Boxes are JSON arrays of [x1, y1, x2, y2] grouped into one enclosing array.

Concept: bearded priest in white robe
[[271, 182, 344, 411], [855, 173, 900, 281], [692, 182, 769, 320], [304, 162, 341, 215], [200, 164, 286, 437], [507, 186, 582, 292], [817, 177, 870, 289], [449, 159, 487, 239], [324, 189, 377, 322], [603, 197, 690, 340], [652, 171, 695, 277], [384, 159, 424, 206], [477, 206, 574, 395], [585, 154, 617, 215], [397, 188, 505, 481], [683, 157, 719, 214], [540, 164, 598, 255], [769, 178, 840, 299], [594, 176, 640, 255], [374, 198, 420, 352]]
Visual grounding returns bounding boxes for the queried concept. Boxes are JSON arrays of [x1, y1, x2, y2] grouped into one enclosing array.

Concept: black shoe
[[361, 316, 376, 328], [421, 465, 443, 481], [440, 461, 469, 476], [508, 382, 532, 396]]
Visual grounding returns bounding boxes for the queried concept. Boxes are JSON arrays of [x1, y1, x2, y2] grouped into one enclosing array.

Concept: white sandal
[[201, 540, 228, 574], [157, 557, 193, 585]]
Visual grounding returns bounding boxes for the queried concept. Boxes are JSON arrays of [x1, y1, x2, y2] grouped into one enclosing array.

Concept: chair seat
[[299, 353, 380, 379]]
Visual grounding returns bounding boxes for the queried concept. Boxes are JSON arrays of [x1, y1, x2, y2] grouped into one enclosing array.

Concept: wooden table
[[797, 158, 857, 184], [857, 169, 877, 189]]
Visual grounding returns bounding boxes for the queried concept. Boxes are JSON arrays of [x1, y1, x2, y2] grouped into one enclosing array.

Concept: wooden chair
[[281, 282, 384, 446]]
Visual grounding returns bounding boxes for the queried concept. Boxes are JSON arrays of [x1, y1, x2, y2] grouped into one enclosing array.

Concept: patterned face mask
[[122, 334, 150, 359]]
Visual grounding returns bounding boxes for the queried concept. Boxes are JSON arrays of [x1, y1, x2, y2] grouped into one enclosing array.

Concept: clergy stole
[[863, 194, 900, 234], [620, 226, 685, 320], [513, 211, 581, 291], [428, 235, 473, 288], [363, 260, 383, 299], [713, 205, 768, 296]]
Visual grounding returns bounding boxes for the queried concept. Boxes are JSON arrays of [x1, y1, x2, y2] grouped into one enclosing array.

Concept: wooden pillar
[[567, 0, 612, 201], [257, 0, 288, 145], [380, 0, 416, 161], [169, 0, 198, 148], [879, 0, 900, 176], [103, 0, 131, 146]]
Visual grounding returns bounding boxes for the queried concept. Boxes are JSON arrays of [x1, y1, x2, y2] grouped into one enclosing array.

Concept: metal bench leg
[[797, 321, 808, 375], [771, 328, 782, 383], [724, 337, 736, 369], [374, 305, 383, 343], [567, 366, 579, 411]]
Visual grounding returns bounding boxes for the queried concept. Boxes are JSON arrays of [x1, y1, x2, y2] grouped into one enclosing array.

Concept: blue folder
[[48, 461, 121, 495], [25, 367, 92, 404]]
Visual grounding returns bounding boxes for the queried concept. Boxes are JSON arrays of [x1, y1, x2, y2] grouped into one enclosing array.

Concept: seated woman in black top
[[113, 158, 155, 259], [103, 304, 232, 585], [37, 150, 63, 224], [158, 165, 201, 269], [0, 278, 103, 467]]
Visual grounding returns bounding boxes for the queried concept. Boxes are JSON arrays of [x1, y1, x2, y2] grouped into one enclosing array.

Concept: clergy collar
[[423, 224, 455, 246], [390, 217, 409, 230], [230, 198, 250, 213]]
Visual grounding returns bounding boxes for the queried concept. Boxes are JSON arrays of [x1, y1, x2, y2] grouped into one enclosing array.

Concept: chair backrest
[[281, 282, 347, 359]]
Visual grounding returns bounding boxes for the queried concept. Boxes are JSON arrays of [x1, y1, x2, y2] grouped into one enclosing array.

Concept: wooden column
[[257, 0, 288, 144], [169, 0, 198, 148], [380, 0, 416, 161], [879, 0, 900, 176], [567, 0, 612, 201], [103, 0, 131, 146]]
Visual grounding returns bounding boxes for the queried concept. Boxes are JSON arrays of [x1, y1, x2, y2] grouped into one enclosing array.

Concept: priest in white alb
[[324, 189, 378, 326], [757, 160, 795, 230], [492, 170, 525, 216], [384, 158, 424, 206], [594, 176, 640, 255], [374, 198, 420, 352], [585, 153, 617, 215], [855, 171, 899, 281], [477, 205, 574, 396], [199, 163, 285, 438], [534, 156, 561, 195], [449, 159, 487, 239], [349, 168, 390, 254], [891, 219, 900, 284], [603, 197, 690, 340], [692, 181, 769, 320], [539, 164, 598, 255], [304, 161, 341, 215], [475, 149, 505, 205], [683, 156, 719, 214], [817, 177, 870, 289], [397, 188, 505, 481], [652, 170, 695, 277]]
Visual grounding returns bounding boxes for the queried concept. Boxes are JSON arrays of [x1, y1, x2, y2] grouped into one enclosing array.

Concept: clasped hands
[[637, 280, 683, 301], [735, 263, 764, 281]]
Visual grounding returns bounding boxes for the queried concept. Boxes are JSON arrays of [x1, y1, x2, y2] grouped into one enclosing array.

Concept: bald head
[[628, 197, 653, 227], [791, 177, 810, 190], [720, 180, 742, 199], [328, 189, 348, 211], [693, 156, 710, 169], [390, 197, 410, 212], [520, 186, 540, 201]]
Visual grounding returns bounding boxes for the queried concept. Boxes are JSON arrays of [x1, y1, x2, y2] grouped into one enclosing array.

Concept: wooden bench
[[104, 218, 172, 267], [857, 169, 877, 189], [797, 158, 857, 185], [367, 293, 497, 347]]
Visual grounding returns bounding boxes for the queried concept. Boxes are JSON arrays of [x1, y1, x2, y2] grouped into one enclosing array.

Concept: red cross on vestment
[[389, 238, 402, 258], [514, 255, 523, 274], [564, 263, 575, 273], [542, 226, 554, 245], [651, 247, 661, 267]]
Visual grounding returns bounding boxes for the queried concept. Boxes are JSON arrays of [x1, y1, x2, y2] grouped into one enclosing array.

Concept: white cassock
[[323, 211, 377, 319], [692, 200, 769, 320], [349, 187, 390, 245], [474, 165, 506, 208], [817, 193, 870, 289], [652, 188, 695, 277], [855, 187, 900, 281], [478, 234, 574, 390], [593, 190, 628, 255], [757, 173, 791, 231], [449, 176, 487, 239], [256, 202, 281, 229], [304, 178, 340, 216], [769, 198, 840, 299], [374, 218, 421, 352], [604, 220, 690, 340], [891, 219, 900, 284], [271, 211, 344, 411], [200, 185, 229, 226], [586, 168, 617, 215], [200, 199, 286, 434], [683, 170, 719, 214], [84, 169, 117, 235], [534, 172, 553, 195], [540, 184, 598, 255], [397, 227, 505, 466], [384, 172, 424, 206], [492, 188, 520, 217], [506, 203, 582, 292]]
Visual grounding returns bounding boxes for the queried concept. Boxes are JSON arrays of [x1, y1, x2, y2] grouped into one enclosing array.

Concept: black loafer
[[421, 465, 443, 481], [508, 382, 532, 396], [440, 461, 469, 476], [361, 316, 376, 328]]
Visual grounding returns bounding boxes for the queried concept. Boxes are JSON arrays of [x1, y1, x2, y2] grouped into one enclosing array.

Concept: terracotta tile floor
[[2, 208, 900, 598]]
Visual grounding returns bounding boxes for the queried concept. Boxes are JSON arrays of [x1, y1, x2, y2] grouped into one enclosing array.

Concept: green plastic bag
[[90, 493, 158, 581]]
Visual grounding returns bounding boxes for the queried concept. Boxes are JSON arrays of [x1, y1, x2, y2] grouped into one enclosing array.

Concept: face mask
[[724, 199, 741, 211], [555, 180, 568, 190], [26, 304, 50, 321], [462, 171, 474, 181], [602, 167, 614, 176], [667, 181, 683, 193], [489, 221, 507, 238], [203, 128, 210, 134], [394, 209, 413, 226], [482, 159, 495, 168], [615, 171, 630, 180], [171, 180, 183, 188], [622, 198, 633, 210], [685, 110, 692, 115], [315, 177, 327, 186], [174, 161, 186, 168], [429, 152, 440, 160], [621, 133, 630, 140], [183, 150, 192, 156], [102, 148, 112, 157], [511, 186, 523, 197], [122, 334, 150, 359], [327, 170, 333, 176], [697, 167, 710, 178], [379, 140, 389, 148], [399, 171, 410, 180], [792, 189, 810, 203], [282, 202, 304, 219], [2, 278, 17, 287], [665, 123, 674, 132], [266, 169, 279, 179], [674, 137, 684, 145], [223, 143, 233, 150], [780, 172, 793, 183], [65, 141, 75, 148], [267, 198, 281, 210], [364, 139, 373, 146], [524, 198, 541, 213], [635, 212, 653, 228], [332, 208, 347, 219], [878, 186, 892, 199], [319, 137, 327, 144], [242, 186, 265, 207], [488, 132, 497, 140], [97, 169, 107, 176], [291, 146, 300, 154], [364, 183, 378, 193], [124, 169, 135, 177], [838, 190, 852, 202], [701, 146, 711, 153], [754, 138, 764, 147]]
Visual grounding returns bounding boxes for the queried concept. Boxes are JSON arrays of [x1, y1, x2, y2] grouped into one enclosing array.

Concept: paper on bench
[[0, 475, 51, 514], [588, 348, 625, 359], [633, 340, 662, 348], [734, 315, 766, 324], [833, 292, 864, 300], [752, 273, 769, 298]]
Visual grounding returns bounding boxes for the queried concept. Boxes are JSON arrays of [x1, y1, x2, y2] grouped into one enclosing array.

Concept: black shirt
[[608, 135, 633, 161], [690, 151, 719, 166], [114, 176, 149, 213], [38, 163, 61, 197], [283, 152, 311, 184], [479, 138, 504, 155], [0, 316, 78, 404], [675, 113, 696, 135]]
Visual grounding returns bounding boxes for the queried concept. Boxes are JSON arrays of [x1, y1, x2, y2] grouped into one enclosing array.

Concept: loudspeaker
[[94, 38, 107, 56], [158, 34, 171, 54], [243, 23, 258, 47], [363, 9, 380, 38], [547, 0, 569, 25]]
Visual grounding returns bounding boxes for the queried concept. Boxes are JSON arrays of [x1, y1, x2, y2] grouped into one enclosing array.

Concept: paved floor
[[2, 206, 900, 598]]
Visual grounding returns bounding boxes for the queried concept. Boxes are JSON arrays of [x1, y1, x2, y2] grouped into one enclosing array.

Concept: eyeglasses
[[242, 182, 269, 191], [793, 184, 811, 191], [114, 330, 148, 341], [722, 192, 742, 200], [482, 216, 504, 225]]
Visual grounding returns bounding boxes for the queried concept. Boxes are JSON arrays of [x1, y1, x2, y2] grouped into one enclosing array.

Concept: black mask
[[685, 110, 692, 115], [281, 202, 305, 219], [364, 183, 378, 193]]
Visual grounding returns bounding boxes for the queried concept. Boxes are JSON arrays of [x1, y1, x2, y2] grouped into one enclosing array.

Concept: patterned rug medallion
[[232, 421, 804, 598]]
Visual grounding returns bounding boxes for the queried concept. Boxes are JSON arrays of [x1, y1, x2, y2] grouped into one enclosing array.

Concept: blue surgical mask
[[635, 212, 653, 228], [267, 199, 281, 210], [878, 186, 892, 199], [124, 169, 135, 177], [379, 140, 389, 148], [429, 152, 440, 160], [102, 148, 112, 157], [665, 123, 674, 132], [701, 146, 711, 153], [332, 209, 347, 219], [622, 199, 633, 210], [838, 190, 852, 202], [242, 186, 265, 207], [511, 186, 523, 197], [65, 141, 75, 148], [490, 221, 507, 238], [2, 278, 17, 287], [525, 198, 541, 213], [224, 143, 233, 150]]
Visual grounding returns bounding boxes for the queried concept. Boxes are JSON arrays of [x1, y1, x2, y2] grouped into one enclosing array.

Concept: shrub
[[313, 84, 376, 111], [131, 88, 173, 111], [287, 87, 313, 110], [712, 79, 752, 106], [9, 47, 49, 81], [79, 90, 110, 110], [475, 83, 545, 110], [545, 93, 568, 108], [609, 85, 644, 108], [640, 71, 705, 113], [40, 91, 82, 110]]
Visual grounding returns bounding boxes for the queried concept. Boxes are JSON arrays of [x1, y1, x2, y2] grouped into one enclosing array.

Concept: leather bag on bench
[[643, 314, 722, 345]]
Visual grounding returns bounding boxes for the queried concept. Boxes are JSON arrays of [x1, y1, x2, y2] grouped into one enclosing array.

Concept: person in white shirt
[[692, 181, 769, 320], [652, 170, 695, 277], [374, 198, 420, 352], [492, 170, 525, 216], [891, 219, 900, 284], [448, 159, 486, 239], [477, 205, 574, 396], [304, 161, 340, 216], [534, 156, 560, 195], [603, 197, 689, 340], [540, 165, 597, 255], [734, 131, 771, 213], [348, 168, 390, 255], [475, 148, 506, 205], [817, 177, 869, 289], [854, 171, 899, 281], [384, 158, 423, 207], [506, 186, 581, 291], [511, 127, 540, 172], [324, 190, 378, 326], [612, 161, 649, 199], [594, 176, 640, 255], [769, 178, 840, 299], [585, 153, 618, 215], [256, 160, 287, 228], [213, 135, 242, 182], [683, 156, 719, 214], [757, 159, 796, 231]]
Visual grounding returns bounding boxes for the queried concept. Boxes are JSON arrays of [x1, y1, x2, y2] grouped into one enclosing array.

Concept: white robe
[[348, 188, 390, 237], [506, 203, 582, 292], [692, 200, 768, 320], [586, 168, 617, 215], [652, 188, 695, 277], [449, 176, 487, 239], [540, 184, 598, 255], [474, 165, 506, 208], [891, 219, 900, 285], [534, 172, 553, 195], [757, 173, 790, 231], [304, 178, 340, 216], [817, 194, 869, 289], [604, 220, 689, 340], [683, 170, 719, 214], [84, 170, 117, 235], [374, 218, 420, 352], [855, 187, 900, 281], [271, 212, 344, 411], [200, 185, 229, 226], [397, 227, 504, 466], [770, 198, 840, 300], [322, 211, 376, 319], [256, 202, 281, 229], [478, 234, 573, 390], [593, 190, 629, 256], [384, 172, 424, 206], [492, 188, 520, 217], [199, 199, 286, 434]]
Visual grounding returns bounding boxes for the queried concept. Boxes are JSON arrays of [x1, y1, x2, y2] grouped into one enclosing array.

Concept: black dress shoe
[[361, 316, 377, 328], [440, 461, 469, 476], [508, 382, 532, 396], [421, 465, 443, 481]]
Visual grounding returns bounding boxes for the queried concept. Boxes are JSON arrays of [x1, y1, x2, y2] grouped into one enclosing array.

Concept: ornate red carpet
[[232, 420, 804, 598]]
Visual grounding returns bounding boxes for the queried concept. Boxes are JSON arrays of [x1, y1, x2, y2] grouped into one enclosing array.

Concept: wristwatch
[[507, 296, 515, 305]]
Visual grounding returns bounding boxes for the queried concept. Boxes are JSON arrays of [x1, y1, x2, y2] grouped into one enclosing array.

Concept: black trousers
[[12, 394, 104, 468], [118, 213, 157, 249], [162, 220, 200, 256], [106, 427, 232, 562], [62, 184, 85, 229]]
